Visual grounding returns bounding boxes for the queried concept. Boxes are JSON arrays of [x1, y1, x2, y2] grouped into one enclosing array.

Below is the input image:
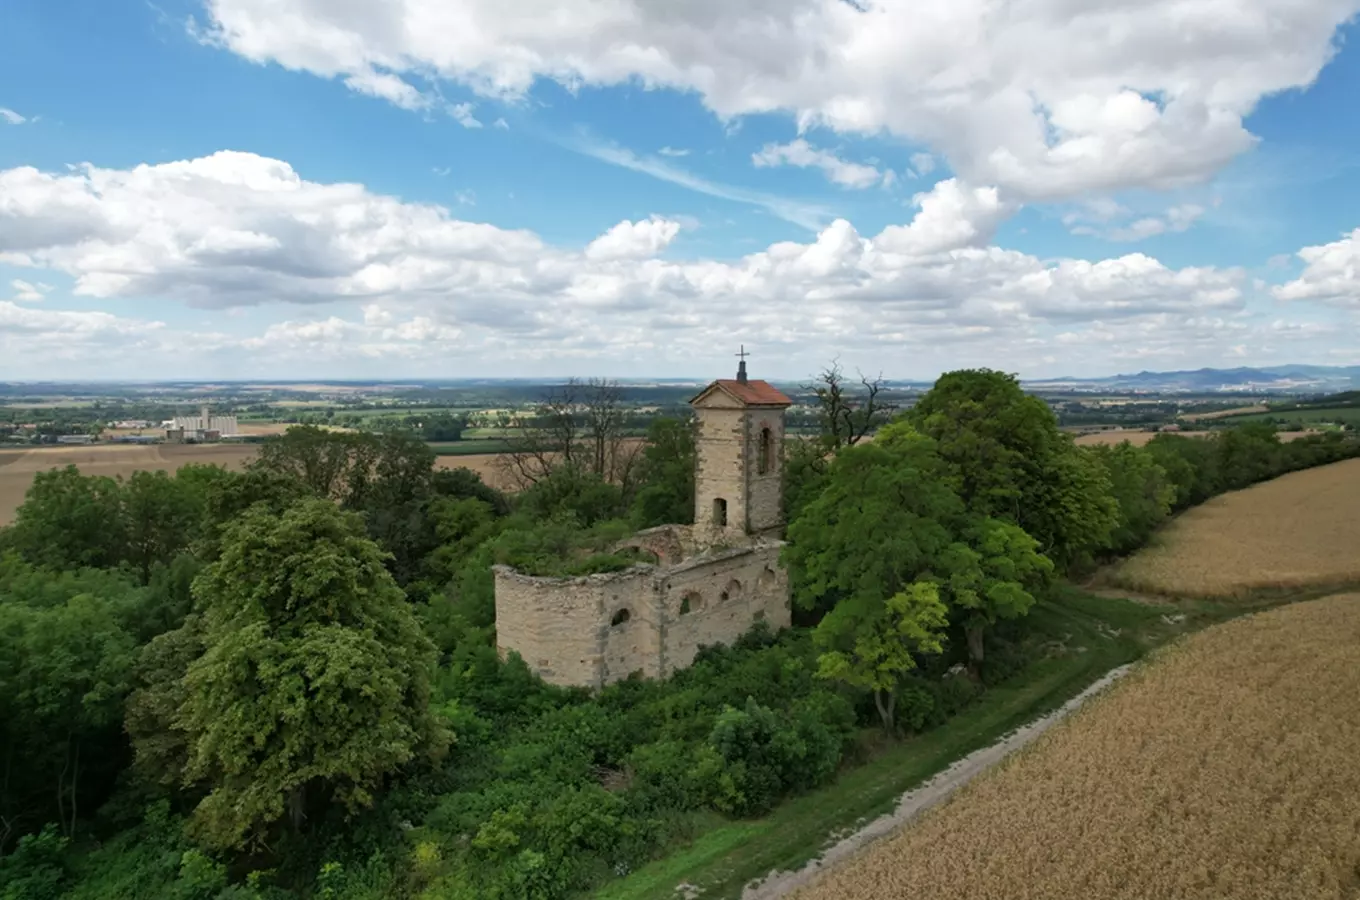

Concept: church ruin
[[493, 357, 794, 689]]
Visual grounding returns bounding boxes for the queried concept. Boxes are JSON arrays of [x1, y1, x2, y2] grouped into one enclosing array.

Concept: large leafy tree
[[783, 428, 962, 620], [1086, 443, 1175, 554], [6, 465, 216, 583], [1215, 423, 1283, 491], [6, 466, 128, 570], [814, 582, 949, 730], [143, 499, 450, 851], [785, 423, 1051, 670], [248, 425, 508, 588], [1145, 433, 1221, 509], [936, 518, 1054, 666], [0, 567, 140, 844], [123, 470, 207, 583], [630, 416, 696, 529], [908, 369, 1118, 568]]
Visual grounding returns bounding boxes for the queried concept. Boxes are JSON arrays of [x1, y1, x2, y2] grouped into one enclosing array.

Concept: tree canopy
[[134, 499, 450, 851]]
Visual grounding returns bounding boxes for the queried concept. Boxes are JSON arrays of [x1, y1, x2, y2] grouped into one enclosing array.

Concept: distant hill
[[1021, 365, 1360, 395]]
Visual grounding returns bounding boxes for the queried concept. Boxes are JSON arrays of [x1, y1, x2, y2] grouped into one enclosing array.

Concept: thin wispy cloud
[[0, 107, 27, 125], [561, 131, 831, 230]]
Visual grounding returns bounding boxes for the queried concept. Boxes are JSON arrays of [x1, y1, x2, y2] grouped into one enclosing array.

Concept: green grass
[[594, 586, 1278, 900], [428, 439, 512, 455]]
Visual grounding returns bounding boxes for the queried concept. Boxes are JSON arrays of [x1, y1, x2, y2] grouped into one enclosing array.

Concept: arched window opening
[[757, 567, 778, 593], [611, 608, 631, 627], [758, 427, 773, 474], [679, 590, 702, 615], [713, 497, 728, 527]]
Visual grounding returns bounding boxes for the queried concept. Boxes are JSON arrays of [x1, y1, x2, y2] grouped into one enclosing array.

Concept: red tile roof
[[706, 379, 793, 407]]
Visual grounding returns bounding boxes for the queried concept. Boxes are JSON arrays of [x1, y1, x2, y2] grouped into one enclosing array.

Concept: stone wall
[[493, 564, 657, 689], [494, 543, 791, 689], [656, 543, 790, 677], [613, 524, 697, 566]]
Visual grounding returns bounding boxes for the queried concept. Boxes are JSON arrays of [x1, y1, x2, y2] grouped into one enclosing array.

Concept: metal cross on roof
[[736, 345, 750, 361]]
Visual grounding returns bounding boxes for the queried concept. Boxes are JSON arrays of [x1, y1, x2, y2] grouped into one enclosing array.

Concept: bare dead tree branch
[[499, 378, 639, 490], [806, 359, 898, 453]]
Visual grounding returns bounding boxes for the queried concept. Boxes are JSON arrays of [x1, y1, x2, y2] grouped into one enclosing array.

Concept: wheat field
[[1111, 457, 1360, 597], [795, 593, 1360, 900]]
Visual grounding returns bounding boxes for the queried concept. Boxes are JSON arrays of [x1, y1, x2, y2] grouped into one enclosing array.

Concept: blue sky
[[2, 0, 1359, 381]]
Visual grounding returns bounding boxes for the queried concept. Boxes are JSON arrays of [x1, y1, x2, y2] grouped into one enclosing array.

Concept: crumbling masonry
[[494, 363, 794, 688]]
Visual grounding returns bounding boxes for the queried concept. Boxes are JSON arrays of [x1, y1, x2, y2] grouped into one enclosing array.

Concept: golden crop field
[[795, 592, 1360, 900], [1111, 457, 1360, 597], [1180, 403, 1270, 421]]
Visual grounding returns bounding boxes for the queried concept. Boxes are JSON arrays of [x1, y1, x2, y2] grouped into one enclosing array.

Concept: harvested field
[[1180, 403, 1269, 421], [434, 452, 521, 491], [0, 444, 260, 525], [794, 593, 1360, 900], [1111, 457, 1360, 597], [0, 442, 531, 524]]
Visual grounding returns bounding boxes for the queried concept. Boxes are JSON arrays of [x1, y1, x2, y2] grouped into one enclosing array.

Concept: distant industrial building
[[56, 434, 95, 445], [164, 405, 239, 442], [111, 419, 152, 430]]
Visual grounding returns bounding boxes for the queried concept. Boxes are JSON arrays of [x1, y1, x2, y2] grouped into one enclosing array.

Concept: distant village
[[40, 406, 243, 446]]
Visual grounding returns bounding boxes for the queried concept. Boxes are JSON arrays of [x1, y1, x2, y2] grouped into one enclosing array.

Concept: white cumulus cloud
[[0, 149, 1350, 378], [197, 0, 1360, 202], [0, 107, 26, 125], [585, 216, 683, 261], [1273, 228, 1360, 306], [752, 138, 886, 189]]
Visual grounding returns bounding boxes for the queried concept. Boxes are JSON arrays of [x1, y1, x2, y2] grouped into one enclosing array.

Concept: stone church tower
[[491, 355, 793, 689], [689, 355, 793, 542]]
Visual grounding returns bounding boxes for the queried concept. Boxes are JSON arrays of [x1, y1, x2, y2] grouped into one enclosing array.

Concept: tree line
[[2, 368, 1357, 899]]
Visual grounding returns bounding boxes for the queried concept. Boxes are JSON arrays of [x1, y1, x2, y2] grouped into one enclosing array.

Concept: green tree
[[123, 471, 205, 583], [813, 582, 949, 730], [160, 499, 450, 851], [0, 586, 137, 840], [630, 416, 696, 529], [1216, 423, 1283, 490], [908, 369, 1117, 568], [783, 430, 962, 620], [936, 518, 1054, 667], [7, 466, 128, 570], [1086, 443, 1175, 553], [421, 413, 466, 442]]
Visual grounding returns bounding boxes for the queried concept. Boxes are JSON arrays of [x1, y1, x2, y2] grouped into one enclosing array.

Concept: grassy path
[[595, 587, 1275, 900]]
